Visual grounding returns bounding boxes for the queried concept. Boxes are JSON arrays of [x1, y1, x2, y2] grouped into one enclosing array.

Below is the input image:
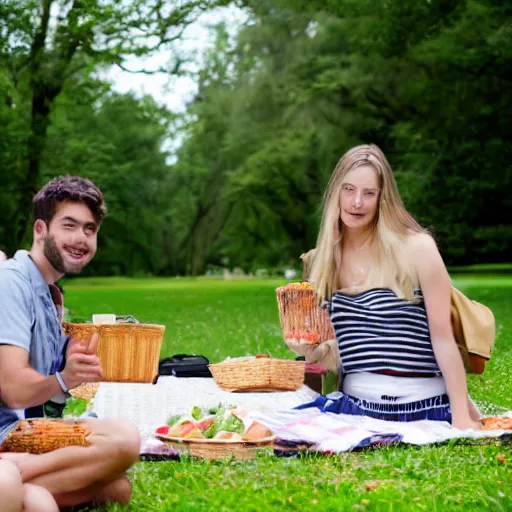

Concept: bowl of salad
[[154, 404, 274, 460]]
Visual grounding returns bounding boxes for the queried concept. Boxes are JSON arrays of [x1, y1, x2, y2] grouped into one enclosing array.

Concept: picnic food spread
[[63, 396, 89, 417], [481, 416, 512, 430], [60, 382, 101, 418], [155, 404, 272, 441], [276, 282, 335, 345]]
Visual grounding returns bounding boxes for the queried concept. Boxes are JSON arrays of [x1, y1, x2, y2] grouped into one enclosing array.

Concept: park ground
[[63, 274, 512, 511]]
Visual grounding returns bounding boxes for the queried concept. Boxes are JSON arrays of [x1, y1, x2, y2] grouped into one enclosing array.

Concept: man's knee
[[23, 484, 59, 512], [100, 420, 140, 469], [114, 421, 140, 467], [94, 475, 132, 505], [0, 460, 24, 512]]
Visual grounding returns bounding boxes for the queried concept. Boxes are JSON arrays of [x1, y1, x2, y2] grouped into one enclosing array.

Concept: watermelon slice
[[168, 420, 196, 437], [155, 425, 171, 435]]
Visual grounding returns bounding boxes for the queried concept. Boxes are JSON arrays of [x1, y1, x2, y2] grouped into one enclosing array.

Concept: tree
[[1, 0, 509, 272], [170, 0, 512, 269], [0, 0, 232, 253], [44, 85, 175, 275]]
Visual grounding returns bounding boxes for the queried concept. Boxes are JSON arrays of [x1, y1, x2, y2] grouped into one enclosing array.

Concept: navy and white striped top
[[327, 288, 441, 375]]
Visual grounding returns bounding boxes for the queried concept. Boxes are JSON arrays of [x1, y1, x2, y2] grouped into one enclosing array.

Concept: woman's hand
[[284, 338, 340, 372], [451, 414, 483, 431], [284, 339, 317, 360], [467, 397, 482, 422]]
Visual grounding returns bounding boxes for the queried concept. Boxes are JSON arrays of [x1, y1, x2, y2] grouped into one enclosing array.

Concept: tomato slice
[[196, 417, 215, 431]]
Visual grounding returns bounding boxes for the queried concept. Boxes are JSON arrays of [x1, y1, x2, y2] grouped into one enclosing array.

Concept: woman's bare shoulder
[[404, 232, 446, 281], [405, 231, 438, 254]]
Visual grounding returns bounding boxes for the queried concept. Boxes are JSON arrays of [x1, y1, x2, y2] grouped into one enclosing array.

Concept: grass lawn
[[62, 275, 512, 511]]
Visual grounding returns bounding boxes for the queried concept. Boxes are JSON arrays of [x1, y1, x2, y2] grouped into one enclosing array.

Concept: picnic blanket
[[91, 376, 319, 436], [90, 376, 319, 457], [252, 394, 512, 454], [89, 380, 511, 456]]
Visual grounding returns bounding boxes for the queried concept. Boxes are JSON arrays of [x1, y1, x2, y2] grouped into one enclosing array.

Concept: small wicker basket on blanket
[[157, 434, 274, 460], [0, 419, 91, 454], [276, 282, 335, 345], [63, 322, 165, 383], [209, 357, 305, 392]]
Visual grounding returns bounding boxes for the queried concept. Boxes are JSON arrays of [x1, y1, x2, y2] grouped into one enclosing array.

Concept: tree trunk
[[15, 86, 57, 246]]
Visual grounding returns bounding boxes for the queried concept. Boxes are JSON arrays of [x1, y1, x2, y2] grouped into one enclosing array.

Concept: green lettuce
[[63, 397, 88, 417]]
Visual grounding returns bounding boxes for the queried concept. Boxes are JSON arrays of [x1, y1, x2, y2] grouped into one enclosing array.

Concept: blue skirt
[[296, 391, 452, 423]]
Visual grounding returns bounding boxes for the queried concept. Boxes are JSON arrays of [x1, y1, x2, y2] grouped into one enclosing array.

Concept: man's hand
[[85, 331, 100, 356], [61, 332, 102, 390]]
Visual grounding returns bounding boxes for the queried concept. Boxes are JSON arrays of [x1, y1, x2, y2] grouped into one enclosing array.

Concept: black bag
[[158, 354, 212, 378]]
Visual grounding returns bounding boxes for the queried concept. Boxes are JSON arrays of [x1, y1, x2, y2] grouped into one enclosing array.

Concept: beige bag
[[450, 287, 495, 374], [300, 249, 316, 281]]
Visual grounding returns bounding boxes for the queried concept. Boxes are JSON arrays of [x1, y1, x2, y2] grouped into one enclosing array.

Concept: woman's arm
[[409, 233, 481, 430]]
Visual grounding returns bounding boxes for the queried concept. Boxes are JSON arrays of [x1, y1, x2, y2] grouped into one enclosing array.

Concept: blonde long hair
[[309, 144, 425, 301]]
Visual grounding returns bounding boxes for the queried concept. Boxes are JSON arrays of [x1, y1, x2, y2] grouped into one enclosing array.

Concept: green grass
[[448, 263, 512, 274], [64, 277, 292, 361], [62, 275, 512, 511]]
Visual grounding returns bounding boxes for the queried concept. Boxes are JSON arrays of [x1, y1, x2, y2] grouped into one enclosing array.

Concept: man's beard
[[43, 235, 84, 275]]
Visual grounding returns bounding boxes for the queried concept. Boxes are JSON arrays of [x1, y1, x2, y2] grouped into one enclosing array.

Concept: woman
[[0, 459, 58, 512], [293, 144, 481, 430]]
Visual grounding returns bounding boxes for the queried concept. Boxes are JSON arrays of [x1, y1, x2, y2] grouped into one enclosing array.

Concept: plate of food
[[481, 416, 512, 430], [155, 405, 274, 459]]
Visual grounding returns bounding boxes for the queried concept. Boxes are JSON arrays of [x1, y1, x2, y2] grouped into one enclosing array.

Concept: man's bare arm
[[0, 337, 102, 409], [0, 345, 63, 409]]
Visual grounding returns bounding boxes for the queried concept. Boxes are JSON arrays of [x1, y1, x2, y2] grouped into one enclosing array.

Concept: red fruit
[[155, 425, 171, 435], [196, 417, 215, 431]]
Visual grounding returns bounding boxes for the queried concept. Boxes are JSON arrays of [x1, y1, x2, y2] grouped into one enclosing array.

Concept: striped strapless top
[[327, 288, 441, 375]]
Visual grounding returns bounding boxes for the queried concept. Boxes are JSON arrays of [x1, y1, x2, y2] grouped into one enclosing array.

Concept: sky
[[103, 6, 248, 114]]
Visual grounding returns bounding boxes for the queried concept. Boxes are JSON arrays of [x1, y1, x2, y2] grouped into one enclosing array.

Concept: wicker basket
[[209, 358, 305, 392], [156, 434, 274, 460], [0, 419, 91, 454], [63, 322, 165, 383], [276, 282, 335, 345], [69, 382, 100, 401]]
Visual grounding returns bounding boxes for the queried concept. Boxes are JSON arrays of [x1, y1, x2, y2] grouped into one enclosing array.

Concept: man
[[0, 176, 140, 507], [0, 459, 58, 512]]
